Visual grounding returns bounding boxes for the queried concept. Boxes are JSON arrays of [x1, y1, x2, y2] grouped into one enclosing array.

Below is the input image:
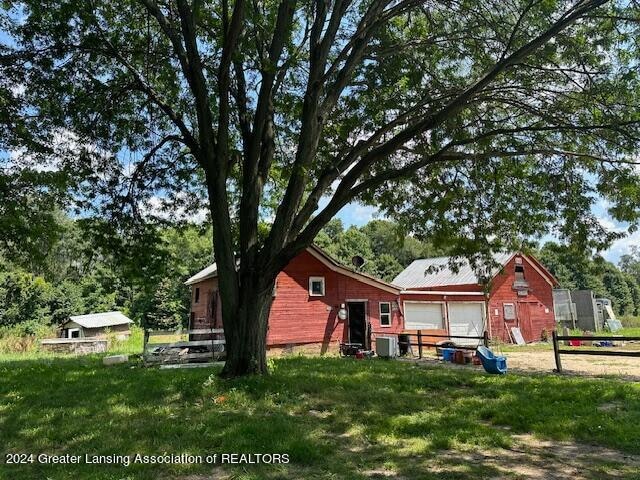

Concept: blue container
[[441, 348, 455, 362]]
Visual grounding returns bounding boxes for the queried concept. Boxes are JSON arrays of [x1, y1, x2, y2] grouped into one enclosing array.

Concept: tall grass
[[107, 325, 144, 354], [619, 315, 640, 328], [0, 323, 57, 354]]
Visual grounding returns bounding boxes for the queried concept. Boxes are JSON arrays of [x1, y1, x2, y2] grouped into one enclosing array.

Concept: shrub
[[618, 315, 640, 328], [0, 323, 57, 354]]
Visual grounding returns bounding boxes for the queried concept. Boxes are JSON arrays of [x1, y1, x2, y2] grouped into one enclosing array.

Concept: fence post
[[483, 330, 489, 348], [142, 329, 150, 364], [417, 330, 423, 359], [552, 330, 562, 373]]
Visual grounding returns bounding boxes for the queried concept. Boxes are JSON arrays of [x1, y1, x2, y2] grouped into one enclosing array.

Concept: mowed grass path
[[1, 355, 639, 480]]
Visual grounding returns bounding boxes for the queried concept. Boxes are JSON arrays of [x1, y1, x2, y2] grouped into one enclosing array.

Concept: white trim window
[[379, 302, 392, 327], [68, 328, 81, 339], [309, 276, 325, 296]]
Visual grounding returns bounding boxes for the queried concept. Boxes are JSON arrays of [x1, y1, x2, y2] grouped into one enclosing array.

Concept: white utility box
[[375, 336, 399, 358]]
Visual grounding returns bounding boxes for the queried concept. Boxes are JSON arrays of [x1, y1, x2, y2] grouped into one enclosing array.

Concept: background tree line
[[0, 211, 213, 333], [3, 210, 640, 334]]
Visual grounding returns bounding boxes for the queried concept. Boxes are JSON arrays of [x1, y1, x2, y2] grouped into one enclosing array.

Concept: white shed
[[61, 311, 134, 339]]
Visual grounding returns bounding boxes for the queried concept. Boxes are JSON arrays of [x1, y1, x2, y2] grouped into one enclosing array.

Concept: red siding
[[398, 254, 556, 343], [268, 250, 401, 348], [189, 250, 401, 350], [189, 251, 556, 346], [487, 256, 555, 342]]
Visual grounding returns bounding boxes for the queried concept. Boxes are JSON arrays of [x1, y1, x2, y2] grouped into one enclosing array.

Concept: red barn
[[185, 247, 558, 352], [185, 245, 402, 353], [394, 252, 558, 343]]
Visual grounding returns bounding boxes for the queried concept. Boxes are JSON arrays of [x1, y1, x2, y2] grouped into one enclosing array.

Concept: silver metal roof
[[67, 311, 133, 329], [392, 253, 514, 289]]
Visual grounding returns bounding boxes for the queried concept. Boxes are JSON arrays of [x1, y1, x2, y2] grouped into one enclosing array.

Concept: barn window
[[309, 277, 325, 296], [515, 264, 525, 282], [503, 303, 516, 320], [68, 328, 80, 339], [195, 287, 200, 303], [379, 302, 391, 327]]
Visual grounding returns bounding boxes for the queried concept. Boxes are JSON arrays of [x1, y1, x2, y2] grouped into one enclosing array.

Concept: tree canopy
[[4, 0, 640, 375]]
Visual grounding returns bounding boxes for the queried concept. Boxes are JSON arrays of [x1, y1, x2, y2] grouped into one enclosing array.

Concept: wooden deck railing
[[551, 331, 640, 373], [143, 327, 225, 365]]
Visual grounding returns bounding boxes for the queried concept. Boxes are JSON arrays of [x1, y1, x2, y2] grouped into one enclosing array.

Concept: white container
[[103, 354, 129, 366], [376, 336, 398, 358]]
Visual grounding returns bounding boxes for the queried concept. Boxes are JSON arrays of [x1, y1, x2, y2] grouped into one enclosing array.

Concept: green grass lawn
[[1, 354, 639, 480]]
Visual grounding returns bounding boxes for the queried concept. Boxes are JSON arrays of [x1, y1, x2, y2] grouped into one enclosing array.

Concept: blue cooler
[[441, 348, 455, 362]]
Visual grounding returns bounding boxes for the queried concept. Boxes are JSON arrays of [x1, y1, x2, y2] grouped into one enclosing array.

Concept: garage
[[448, 302, 485, 345], [403, 302, 445, 330]]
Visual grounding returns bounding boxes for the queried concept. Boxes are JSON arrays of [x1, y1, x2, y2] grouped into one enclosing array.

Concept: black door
[[348, 302, 367, 348]]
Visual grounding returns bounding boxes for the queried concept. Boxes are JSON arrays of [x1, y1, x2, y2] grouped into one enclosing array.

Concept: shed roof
[[392, 253, 515, 289], [66, 311, 133, 329]]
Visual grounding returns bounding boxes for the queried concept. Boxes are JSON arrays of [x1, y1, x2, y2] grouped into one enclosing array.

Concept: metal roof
[[66, 311, 133, 329], [392, 253, 514, 289], [185, 263, 218, 286]]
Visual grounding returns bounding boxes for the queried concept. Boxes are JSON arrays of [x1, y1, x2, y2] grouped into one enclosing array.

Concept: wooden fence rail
[[374, 331, 489, 359], [552, 331, 640, 373], [143, 327, 225, 365]]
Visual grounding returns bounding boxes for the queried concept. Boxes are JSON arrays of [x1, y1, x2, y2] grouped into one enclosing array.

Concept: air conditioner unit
[[376, 336, 398, 358]]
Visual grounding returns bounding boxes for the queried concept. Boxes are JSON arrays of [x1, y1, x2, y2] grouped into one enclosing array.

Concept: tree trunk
[[219, 273, 275, 377]]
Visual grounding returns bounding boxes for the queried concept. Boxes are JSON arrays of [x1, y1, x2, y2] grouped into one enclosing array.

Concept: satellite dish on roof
[[351, 255, 366, 269]]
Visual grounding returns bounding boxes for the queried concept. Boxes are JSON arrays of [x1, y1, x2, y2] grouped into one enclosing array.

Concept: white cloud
[[143, 195, 208, 224], [602, 230, 640, 264]]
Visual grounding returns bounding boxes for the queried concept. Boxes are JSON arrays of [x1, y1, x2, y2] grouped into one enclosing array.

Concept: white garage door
[[447, 303, 485, 345], [404, 302, 444, 330]]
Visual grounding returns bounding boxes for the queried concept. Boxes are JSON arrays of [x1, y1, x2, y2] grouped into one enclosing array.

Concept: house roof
[[65, 311, 133, 329], [184, 244, 402, 294], [392, 252, 557, 289], [185, 263, 218, 286]]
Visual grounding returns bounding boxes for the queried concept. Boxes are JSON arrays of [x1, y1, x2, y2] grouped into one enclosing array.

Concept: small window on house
[[309, 277, 325, 296], [503, 303, 516, 320], [195, 287, 200, 303], [379, 302, 391, 327], [68, 328, 80, 339]]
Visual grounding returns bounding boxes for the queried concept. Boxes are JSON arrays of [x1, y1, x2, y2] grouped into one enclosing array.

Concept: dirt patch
[[503, 349, 640, 380], [434, 433, 640, 479], [406, 345, 640, 380]]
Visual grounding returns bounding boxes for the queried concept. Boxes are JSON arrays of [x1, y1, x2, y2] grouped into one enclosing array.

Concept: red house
[[394, 252, 559, 343], [185, 245, 403, 353], [185, 247, 558, 352]]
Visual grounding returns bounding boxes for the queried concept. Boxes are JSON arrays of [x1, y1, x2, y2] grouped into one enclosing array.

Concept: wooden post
[[483, 330, 489, 348], [417, 330, 423, 359], [142, 329, 150, 365], [552, 330, 562, 373]]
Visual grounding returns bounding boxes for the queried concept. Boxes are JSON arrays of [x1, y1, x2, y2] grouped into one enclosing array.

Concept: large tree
[[3, 0, 640, 376]]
